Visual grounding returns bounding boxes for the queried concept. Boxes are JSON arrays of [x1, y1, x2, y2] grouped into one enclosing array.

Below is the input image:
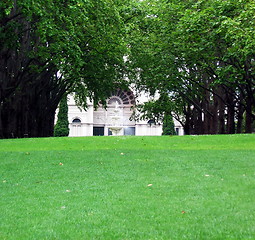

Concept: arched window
[[72, 118, 82, 137], [109, 89, 135, 105], [108, 97, 122, 105], [72, 118, 81, 123]]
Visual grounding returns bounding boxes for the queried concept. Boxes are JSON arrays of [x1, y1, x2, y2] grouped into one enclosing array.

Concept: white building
[[67, 89, 184, 137]]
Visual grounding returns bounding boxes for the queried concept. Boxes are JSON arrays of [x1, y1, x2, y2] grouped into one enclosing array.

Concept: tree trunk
[[236, 102, 245, 133], [226, 104, 235, 134], [245, 99, 253, 133], [183, 105, 191, 135]]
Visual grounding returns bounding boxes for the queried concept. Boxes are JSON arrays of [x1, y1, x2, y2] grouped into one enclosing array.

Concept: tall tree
[[128, 0, 255, 134], [0, 0, 129, 138]]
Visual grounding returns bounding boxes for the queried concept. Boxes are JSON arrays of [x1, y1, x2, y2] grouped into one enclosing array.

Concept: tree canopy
[[127, 0, 255, 134], [0, 0, 130, 138], [1, 0, 254, 138]]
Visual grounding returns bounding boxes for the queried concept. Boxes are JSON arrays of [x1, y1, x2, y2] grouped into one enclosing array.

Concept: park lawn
[[0, 134, 255, 239]]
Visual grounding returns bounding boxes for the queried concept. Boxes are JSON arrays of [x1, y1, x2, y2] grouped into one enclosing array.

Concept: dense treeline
[[128, 0, 255, 134], [0, 0, 128, 138], [1, 0, 254, 138]]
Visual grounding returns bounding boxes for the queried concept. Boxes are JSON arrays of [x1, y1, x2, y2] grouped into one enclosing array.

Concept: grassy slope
[[0, 135, 255, 239]]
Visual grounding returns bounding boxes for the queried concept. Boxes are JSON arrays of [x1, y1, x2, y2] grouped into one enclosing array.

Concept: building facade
[[67, 89, 184, 137]]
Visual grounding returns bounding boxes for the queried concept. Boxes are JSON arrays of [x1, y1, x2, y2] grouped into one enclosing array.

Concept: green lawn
[[0, 135, 255, 239]]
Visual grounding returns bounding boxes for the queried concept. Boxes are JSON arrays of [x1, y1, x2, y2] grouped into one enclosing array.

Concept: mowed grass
[[0, 134, 255, 239]]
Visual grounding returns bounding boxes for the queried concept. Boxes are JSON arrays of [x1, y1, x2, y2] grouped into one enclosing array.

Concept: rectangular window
[[124, 127, 135, 136], [108, 128, 113, 136], [93, 127, 104, 136], [175, 128, 179, 135]]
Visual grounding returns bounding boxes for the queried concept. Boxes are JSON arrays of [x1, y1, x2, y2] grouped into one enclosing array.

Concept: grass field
[[0, 134, 255, 239]]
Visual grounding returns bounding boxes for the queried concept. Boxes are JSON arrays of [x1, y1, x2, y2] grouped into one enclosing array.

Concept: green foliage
[[54, 95, 69, 137], [1, 0, 254, 137], [0, 0, 133, 138], [132, 94, 175, 122], [0, 135, 255, 239], [127, 0, 255, 134], [162, 114, 176, 135]]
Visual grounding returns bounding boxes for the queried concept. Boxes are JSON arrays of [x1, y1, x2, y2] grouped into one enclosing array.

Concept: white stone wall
[[68, 96, 94, 137], [135, 123, 162, 136], [65, 93, 184, 137]]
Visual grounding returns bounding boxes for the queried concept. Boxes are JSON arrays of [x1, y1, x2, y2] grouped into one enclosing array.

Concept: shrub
[[162, 114, 176, 135], [54, 95, 69, 137]]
